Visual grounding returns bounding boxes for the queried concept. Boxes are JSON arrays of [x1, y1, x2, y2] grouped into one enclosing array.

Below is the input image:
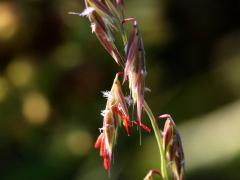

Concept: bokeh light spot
[[6, 58, 34, 87], [22, 92, 50, 125], [66, 130, 93, 156], [0, 2, 18, 40]]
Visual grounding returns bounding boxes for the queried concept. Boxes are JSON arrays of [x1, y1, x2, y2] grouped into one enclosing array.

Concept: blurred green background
[[0, 0, 240, 179]]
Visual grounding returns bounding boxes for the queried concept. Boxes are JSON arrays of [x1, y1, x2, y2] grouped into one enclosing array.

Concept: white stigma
[[102, 91, 112, 99], [68, 8, 94, 17], [124, 95, 133, 106], [91, 23, 96, 33], [101, 109, 109, 117], [80, 7, 94, 17]]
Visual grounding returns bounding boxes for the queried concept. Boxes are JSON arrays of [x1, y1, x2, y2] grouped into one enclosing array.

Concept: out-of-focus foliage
[[0, 0, 240, 179]]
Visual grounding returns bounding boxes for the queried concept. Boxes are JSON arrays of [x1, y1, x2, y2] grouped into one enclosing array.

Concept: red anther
[[133, 120, 151, 133], [100, 136, 105, 157], [113, 106, 124, 119], [113, 106, 131, 136], [140, 123, 151, 133], [123, 116, 131, 136], [104, 156, 110, 171], [94, 133, 104, 148]]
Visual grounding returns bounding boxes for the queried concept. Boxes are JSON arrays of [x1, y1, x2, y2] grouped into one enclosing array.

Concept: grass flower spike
[[72, 0, 126, 66], [94, 73, 129, 172], [159, 114, 185, 180], [124, 19, 146, 124], [70, 1, 185, 179]]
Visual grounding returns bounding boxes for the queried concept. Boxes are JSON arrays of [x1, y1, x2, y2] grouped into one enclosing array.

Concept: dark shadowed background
[[0, 0, 240, 179]]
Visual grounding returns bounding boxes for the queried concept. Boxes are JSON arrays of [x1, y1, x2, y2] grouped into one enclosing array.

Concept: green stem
[[143, 100, 169, 180]]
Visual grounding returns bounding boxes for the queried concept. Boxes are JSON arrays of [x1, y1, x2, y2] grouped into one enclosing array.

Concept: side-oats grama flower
[[71, 0, 126, 67], [94, 73, 130, 173], [94, 73, 151, 172], [71, 1, 185, 179], [123, 19, 147, 125], [158, 114, 185, 180]]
